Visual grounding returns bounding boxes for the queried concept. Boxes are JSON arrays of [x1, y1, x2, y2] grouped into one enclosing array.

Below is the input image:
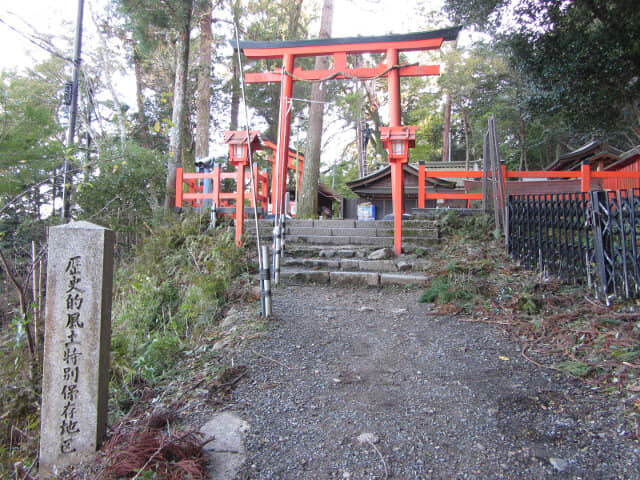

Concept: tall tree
[[243, 0, 310, 139], [297, 0, 333, 219], [228, 0, 243, 131], [442, 93, 452, 163], [164, 0, 194, 211], [0, 60, 65, 219], [444, 0, 640, 143], [195, 2, 213, 162]]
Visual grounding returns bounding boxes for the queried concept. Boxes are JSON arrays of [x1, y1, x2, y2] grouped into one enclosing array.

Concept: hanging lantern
[[232, 143, 246, 160], [391, 139, 406, 157], [379, 126, 417, 163]]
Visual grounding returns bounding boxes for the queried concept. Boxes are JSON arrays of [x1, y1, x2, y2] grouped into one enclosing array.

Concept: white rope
[[233, 21, 262, 265]]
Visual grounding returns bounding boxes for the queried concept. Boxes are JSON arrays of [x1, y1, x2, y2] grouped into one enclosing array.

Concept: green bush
[[110, 213, 251, 389], [419, 275, 477, 305]]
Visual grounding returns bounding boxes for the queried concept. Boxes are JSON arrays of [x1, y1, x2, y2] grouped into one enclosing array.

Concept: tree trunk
[[462, 108, 470, 170], [518, 113, 527, 170], [196, 7, 212, 161], [297, 0, 333, 219], [229, 0, 242, 131], [133, 46, 147, 138], [164, 1, 193, 212], [229, 51, 240, 131], [442, 92, 451, 162]]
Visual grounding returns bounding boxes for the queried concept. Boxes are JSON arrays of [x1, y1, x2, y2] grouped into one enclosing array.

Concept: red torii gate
[[236, 27, 460, 255], [262, 139, 304, 210]]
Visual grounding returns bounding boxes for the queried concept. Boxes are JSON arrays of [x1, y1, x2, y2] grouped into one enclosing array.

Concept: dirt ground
[[227, 284, 640, 480]]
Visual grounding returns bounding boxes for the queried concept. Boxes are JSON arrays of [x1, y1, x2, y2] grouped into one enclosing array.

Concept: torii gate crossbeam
[[234, 27, 460, 254]]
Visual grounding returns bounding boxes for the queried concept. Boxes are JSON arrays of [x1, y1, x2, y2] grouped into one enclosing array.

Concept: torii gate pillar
[[234, 27, 461, 252], [272, 54, 295, 214]]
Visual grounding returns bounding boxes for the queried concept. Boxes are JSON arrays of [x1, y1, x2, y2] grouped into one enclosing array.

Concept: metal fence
[[507, 189, 640, 300]]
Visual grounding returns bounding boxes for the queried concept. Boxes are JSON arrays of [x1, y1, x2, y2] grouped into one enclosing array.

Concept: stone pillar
[[39, 221, 114, 477]]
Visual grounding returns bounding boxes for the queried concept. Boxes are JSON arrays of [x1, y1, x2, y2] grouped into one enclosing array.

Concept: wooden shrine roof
[[347, 164, 456, 194], [545, 138, 623, 171]]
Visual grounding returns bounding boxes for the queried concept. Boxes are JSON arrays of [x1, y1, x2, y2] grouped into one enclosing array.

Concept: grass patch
[[419, 274, 478, 306]]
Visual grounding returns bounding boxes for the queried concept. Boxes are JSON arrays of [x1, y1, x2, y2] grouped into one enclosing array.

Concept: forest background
[[1, 0, 639, 475]]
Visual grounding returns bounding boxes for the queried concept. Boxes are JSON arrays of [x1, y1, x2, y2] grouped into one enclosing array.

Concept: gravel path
[[230, 285, 640, 479]]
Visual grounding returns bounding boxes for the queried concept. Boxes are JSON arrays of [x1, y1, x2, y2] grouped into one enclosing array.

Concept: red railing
[[417, 162, 640, 207], [175, 165, 270, 246]]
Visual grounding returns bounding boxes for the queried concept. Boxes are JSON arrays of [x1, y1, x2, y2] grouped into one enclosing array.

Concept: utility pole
[[61, 0, 84, 221]]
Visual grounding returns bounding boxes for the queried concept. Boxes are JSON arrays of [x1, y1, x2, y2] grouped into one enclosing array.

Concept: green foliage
[[133, 333, 183, 383], [554, 360, 594, 378], [419, 274, 477, 305], [243, 0, 313, 139], [111, 213, 250, 389], [444, 0, 640, 146], [0, 59, 65, 225], [437, 211, 494, 241], [516, 294, 542, 315], [0, 334, 40, 478], [75, 140, 165, 238]]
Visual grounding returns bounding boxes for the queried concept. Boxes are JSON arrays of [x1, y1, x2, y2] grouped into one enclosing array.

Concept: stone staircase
[[244, 218, 440, 287]]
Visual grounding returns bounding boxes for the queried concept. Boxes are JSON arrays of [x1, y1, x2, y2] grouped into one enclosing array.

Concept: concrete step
[[278, 268, 432, 287], [412, 207, 484, 218], [283, 254, 432, 273]]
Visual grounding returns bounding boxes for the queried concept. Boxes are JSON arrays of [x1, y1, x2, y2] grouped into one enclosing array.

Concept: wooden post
[[213, 164, 221, 209], [418, 161, 426, 209], [175, 166, 184, 208], [272, 54, 295, 214], [261, 169, 269, 209], [235, 164, 245, 246], [581, 161, 592, 192], [482, 132, 489, 213], [250, 165, 259, 208]]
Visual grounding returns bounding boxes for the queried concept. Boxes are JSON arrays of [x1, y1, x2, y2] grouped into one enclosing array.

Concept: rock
[[396, 260, 412, 271], [356, 432, 379, 445], [358, 306, 375, 312], [549, 457, 569, 472], [368, 247, 393, 260], [212, 336, 232, 351], [201, 411, 250, 480], [390, 308, 408, 315], [221, 307, 244, 329]]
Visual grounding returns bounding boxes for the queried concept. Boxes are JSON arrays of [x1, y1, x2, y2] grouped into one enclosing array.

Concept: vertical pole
[[213, 164, 221, 208], [418, 160, 426, 209], [251, 164, 259, 208], [61, 0, 85, 221], [386, 48, 403, 256], [391, 161, 403, 255], [387, 49, 401, 128], [175, 166, 183, 208], [581, 161, 592, 193], [275, 54, 295, 215], [261, 169, 269, 209], [482, 132, 489, 213], [260, 245, 272, 317], [235, 163, 245, 247], [270, 153, 278, 213]]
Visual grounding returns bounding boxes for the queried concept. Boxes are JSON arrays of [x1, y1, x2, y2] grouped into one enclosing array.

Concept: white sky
[[1, 0, 450, 73], [0, 0, 455, 163]]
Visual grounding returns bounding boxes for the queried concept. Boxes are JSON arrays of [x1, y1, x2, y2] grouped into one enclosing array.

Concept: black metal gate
[[507, 189, 640, 300]]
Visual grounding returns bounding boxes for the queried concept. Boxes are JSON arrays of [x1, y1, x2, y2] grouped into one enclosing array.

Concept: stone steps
[[246, 218, 438, 287], [279, 268, 432, 287], [283, 255, 431, 273], [244, 219, 439, 249]]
